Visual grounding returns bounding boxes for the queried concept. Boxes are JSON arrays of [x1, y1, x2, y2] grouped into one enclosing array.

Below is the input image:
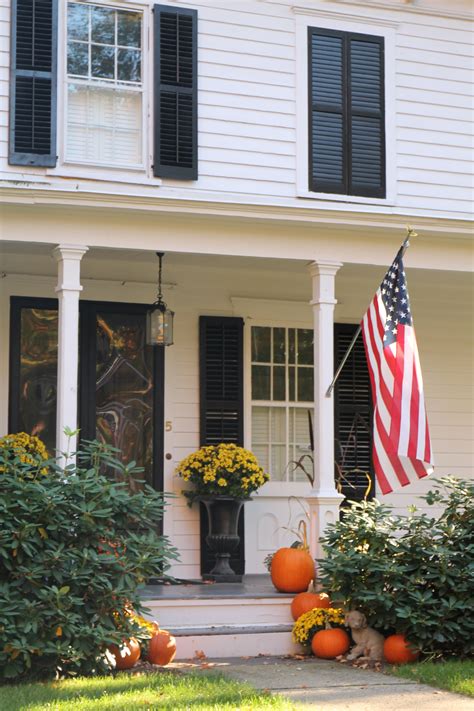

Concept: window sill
[[297, 188, 395, 207], [46, 165, 162, 187]]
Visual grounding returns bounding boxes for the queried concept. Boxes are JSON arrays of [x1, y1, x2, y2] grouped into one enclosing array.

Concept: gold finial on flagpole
[[406, 225, 418, 239]]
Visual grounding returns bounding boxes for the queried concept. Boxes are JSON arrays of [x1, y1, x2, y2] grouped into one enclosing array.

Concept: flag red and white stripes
[[361, 246, 434, 494]]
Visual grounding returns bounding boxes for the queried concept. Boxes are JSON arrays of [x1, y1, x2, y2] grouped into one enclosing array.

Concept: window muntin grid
[[67, 3, 142, 85], [251, 327, 314, 482], [65, 2, 144, 168]]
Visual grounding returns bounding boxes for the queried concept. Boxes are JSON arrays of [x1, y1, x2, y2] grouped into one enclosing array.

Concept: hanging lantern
[[146, 252, 174, 346]]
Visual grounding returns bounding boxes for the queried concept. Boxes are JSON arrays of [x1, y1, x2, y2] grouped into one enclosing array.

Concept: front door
[[8, 297, 164, 491]]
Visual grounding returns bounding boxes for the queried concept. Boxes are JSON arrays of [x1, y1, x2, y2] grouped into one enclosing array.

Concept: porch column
[[307, 259, 344, 562], [53, 245, 88, 463]]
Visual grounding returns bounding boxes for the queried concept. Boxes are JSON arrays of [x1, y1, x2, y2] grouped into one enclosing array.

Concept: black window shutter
[[308, 29, 346, 195], [153, 4, 197, 180], [199, 316, 244, 448], [348, 34, 385, 197], [9, 0, 57, 167], [199, 316, 244, 575], [308, 28, 385, 198], [334, 323, 375, 502]]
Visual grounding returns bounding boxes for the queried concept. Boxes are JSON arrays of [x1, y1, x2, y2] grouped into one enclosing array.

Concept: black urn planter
[[198, 496, 247, 583]]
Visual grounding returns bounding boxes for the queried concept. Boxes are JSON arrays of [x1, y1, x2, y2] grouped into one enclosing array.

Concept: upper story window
[[308, 27, 386, 199], [65, 2, 144, 168], [251, 326, 314, 483]]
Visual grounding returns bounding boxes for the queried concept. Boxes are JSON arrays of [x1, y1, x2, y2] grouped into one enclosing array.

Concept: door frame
[[9, 296, 165, 492]]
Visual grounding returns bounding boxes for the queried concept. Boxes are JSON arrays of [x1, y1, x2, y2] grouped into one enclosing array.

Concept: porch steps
[[141, 575, 301, 659]]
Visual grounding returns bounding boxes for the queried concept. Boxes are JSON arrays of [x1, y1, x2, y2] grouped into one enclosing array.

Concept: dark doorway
[[9, 297, 164, 492]]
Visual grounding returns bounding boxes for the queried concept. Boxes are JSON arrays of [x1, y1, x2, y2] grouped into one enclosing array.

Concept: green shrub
[[318, 477, 474, 658], [0, 434, 178, 680]]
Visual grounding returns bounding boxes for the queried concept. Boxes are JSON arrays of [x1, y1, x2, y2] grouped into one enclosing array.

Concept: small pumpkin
[[383, 634, 419, 664], [311, 628, 350, 659], [147, 628, 177, 666], [108, 637, 141, 670], [291, 589, 331, 621], [271, 522, 315, 594]]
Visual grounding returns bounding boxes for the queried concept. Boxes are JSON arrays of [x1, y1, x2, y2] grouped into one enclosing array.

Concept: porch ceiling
[[1, 241, 473, 310]]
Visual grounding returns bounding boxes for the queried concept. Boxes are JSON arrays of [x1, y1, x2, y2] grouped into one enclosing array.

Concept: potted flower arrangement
[[176, 443, 269, 581], [292, 606, 350, 659]]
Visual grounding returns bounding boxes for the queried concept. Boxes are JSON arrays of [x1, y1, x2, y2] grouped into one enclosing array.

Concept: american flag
[[361, 244, 434, 495]]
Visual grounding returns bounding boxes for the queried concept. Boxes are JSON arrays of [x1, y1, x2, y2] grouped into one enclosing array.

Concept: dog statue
[[345, 610, 385, 662]]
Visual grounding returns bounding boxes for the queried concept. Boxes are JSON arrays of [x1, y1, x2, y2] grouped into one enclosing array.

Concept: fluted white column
[[53, 245, 88, 463], [307, 259, 344, 563]]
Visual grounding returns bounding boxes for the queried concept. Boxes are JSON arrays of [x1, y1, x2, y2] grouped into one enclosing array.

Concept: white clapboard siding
[[199, 133, 294, 155], [200, 147, 295, 170], [0, 0, 473, 217], [398, 154, 471, 174], [199, 19, 293, 45], [199, 75, 295, 100], [398, 101, 472, 123], [200, 90, 294, 114], [199, 104, 295, 129], [397, 86, 472, 110], [200, 48, 294, 74]]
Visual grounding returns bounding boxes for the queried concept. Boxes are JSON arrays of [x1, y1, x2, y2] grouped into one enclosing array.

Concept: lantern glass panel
[[146, 306, 174, 346]]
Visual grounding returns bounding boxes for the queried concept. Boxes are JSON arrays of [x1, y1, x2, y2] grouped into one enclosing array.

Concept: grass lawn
[[391, 660, 474, 698], [0, 671, 300, 711]]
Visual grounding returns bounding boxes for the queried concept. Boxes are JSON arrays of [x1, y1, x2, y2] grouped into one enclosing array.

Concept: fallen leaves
[[335, 654, 385, 672]]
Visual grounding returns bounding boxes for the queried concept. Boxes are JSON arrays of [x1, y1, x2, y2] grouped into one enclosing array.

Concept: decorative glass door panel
[[9, 298, 164, 492], [94, 310, 154, 489], [9, 300, 59, 455]]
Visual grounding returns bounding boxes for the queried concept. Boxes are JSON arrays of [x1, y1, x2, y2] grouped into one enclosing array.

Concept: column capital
[[307, 259, 343, 278], [52, 244, 89, 262]]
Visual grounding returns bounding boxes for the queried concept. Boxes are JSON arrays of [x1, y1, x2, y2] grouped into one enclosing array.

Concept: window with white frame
[[66, 2, 144, 168], [251, 326, 314, 482]]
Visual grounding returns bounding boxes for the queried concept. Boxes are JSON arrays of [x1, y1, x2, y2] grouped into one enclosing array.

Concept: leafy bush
[[318, 477, 474, 658], [0, 434, 178, 680]]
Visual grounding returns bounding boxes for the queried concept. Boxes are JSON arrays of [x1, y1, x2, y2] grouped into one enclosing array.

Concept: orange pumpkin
[[311, 628, 350, 659], [108, 637, 141, 670], [271, 521, 315, 593], [271, 547, 315, 593], [383, 634, 419, 664], [147, 629, 177, 666], [291, 591, 331, 620]]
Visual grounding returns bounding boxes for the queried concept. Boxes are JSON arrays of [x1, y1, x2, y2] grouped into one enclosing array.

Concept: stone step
[[166, 623, 300, 660], [141, 576, 299, 659], [142, 595, 294, 628], [169, 623, 294, 637]]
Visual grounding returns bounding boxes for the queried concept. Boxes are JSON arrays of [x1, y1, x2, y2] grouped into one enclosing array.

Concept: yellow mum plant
[[292, 607, 346, 646], [0, 432, 49, 477], [176, 443, 269, 504]]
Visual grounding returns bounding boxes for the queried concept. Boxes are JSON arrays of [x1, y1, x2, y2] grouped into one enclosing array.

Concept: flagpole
[[325, 227, 416, 398]]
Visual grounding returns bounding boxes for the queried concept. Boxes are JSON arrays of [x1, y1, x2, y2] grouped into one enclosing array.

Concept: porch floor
[[142, 574, 292, 600]]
